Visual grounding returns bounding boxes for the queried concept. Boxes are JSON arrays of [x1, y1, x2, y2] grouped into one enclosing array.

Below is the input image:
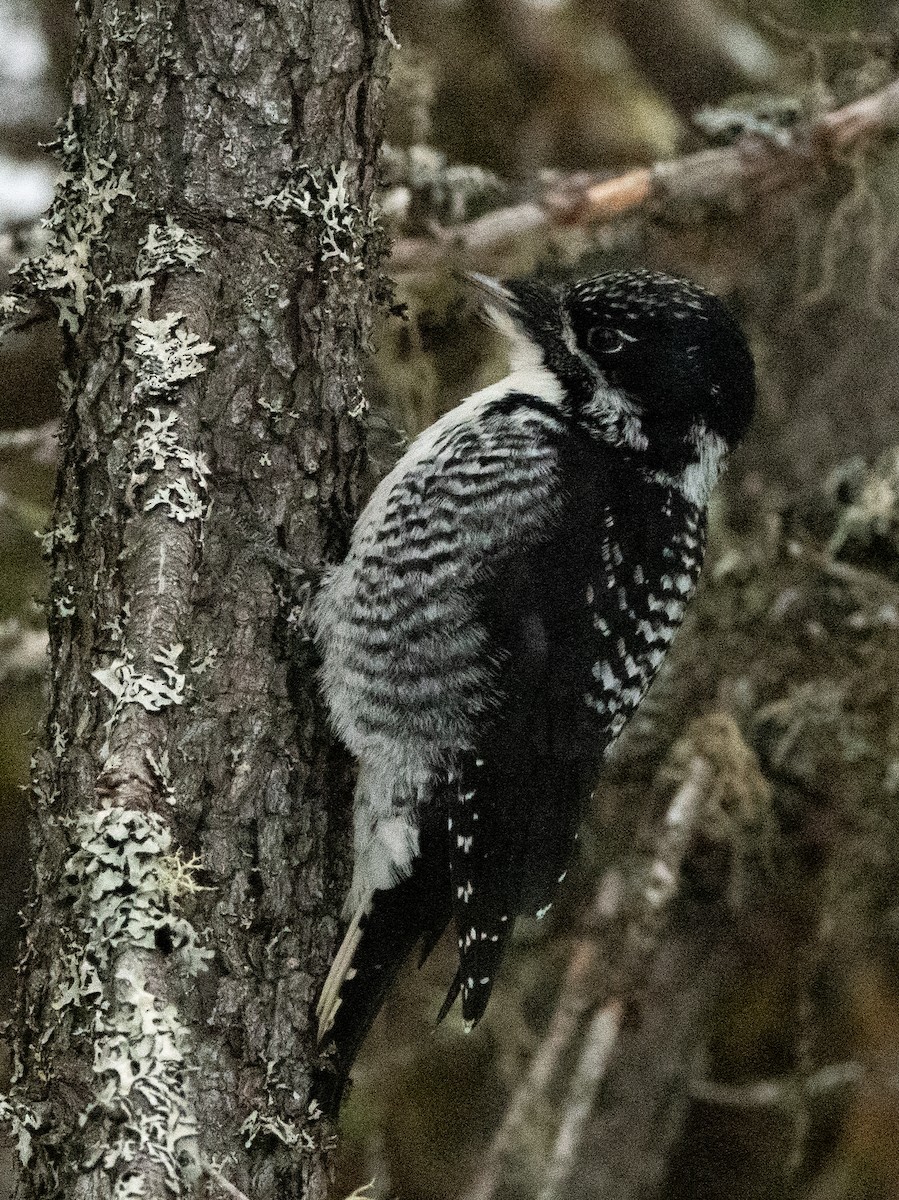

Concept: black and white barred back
[[313, 268, 755, 1110]]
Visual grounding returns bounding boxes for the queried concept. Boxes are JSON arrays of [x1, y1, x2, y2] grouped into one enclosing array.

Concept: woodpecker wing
[[444, 433, 707, 1024]]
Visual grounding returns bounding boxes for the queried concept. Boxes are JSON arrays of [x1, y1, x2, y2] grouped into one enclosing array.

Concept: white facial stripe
[[558, 299, 650, 453], [559, 297, 579, 357], [680, 427, 727, 506]]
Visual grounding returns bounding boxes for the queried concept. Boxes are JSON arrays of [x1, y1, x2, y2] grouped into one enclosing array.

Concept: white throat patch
[[665, 427, 727, 506]]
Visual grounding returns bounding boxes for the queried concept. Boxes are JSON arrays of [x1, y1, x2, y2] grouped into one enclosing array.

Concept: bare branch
[[0, 621, 48, 686], [787, 540, 899, 598], [537, 1000, 624, 1200], [204, 1164, 254, 1200]]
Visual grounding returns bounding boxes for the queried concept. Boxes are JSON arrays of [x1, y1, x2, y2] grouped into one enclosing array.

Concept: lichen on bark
[[3, 2, 388, 1197]]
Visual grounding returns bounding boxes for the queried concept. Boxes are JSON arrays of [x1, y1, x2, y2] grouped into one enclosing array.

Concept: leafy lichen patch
[[137, 220, 207, 279], [55, 807, 211, 1195], [240, 1109, 301, 1149], [0, 1096, 38, 1167], [143, 477, 207, 524], [12, 119, 135, 333], [259, 162, 370, 270], [93, 645, 187, 748], [130, 407, 211, 523], [128, 312, 215, 401], [37, 510, 79, 558]]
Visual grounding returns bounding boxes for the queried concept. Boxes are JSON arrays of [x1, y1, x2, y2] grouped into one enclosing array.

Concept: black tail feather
[[314, 819, 451, 1115], [315, 756, 589, 1111]]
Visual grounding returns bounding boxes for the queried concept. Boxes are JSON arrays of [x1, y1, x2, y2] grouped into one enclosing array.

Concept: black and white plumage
[[313, 268, 755, 1108]]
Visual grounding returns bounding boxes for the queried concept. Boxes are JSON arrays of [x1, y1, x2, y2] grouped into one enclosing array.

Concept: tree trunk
[[5, 1, 387, 1196]]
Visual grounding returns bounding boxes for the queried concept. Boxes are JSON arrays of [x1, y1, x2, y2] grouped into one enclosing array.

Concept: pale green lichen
[[29, 748, 59, 807], [50, 720, 67, 757], [189, 646, 218, 676], [13, 119, 135, 333], [145, 747, 177, 807], [136, 220, 207, 279], [157, 853, 211, 899], [93, 644, 187, 718], [53, 584, 77, 618], [346, 389, 369, 420], [57, 368, 76, 408], [90, 646, 188, 774], [144, 478, 206, 523], [257, 395, 285, 416], [130, 407, 211, 523], [56, 807, 212, 1194], [101, 600, 131, 643], [260, 162, 369, 270], [105, 222, 208, 317], [240, 1110, 307, 1150], [38, 510, 79, 557], [128, 312, 215, 400], [0, 1095, 38, 1166], [4, 129, 205, 341], [239, 1097, 324, 1154]]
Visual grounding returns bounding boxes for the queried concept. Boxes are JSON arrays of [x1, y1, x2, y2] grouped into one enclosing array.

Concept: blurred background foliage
[[4, 1, 899, 1198]]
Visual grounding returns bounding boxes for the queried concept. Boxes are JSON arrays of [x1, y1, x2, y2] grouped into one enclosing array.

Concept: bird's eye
[[587, 327, 626, 356]]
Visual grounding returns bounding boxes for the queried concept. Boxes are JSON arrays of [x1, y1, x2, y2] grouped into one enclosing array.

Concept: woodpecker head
[[470, 268, 755, 490]]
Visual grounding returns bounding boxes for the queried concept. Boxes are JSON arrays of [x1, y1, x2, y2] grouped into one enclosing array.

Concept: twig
[[0, 303, 55, 339], [537, 1000, 624, 1200], [787, 539, 899, 597], [392, 77, 899, 272], [342, 1183, 376, 1200], [536, 758, 711, 1200], [689, 1061, 863, 1110], [0, 420, 59, 465], [458, 925, 612, 1200], [0, 621, 48, 685]]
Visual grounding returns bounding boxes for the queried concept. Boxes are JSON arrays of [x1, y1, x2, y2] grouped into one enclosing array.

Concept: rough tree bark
[[3, 1, 387, 1196]]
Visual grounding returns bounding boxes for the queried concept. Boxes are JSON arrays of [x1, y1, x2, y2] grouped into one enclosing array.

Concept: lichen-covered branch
[[2, 2, 388, 1197], [391, 75, 899, 272]]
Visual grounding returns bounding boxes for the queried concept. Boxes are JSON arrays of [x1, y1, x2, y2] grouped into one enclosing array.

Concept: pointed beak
[[459, 271, 519, 313]]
